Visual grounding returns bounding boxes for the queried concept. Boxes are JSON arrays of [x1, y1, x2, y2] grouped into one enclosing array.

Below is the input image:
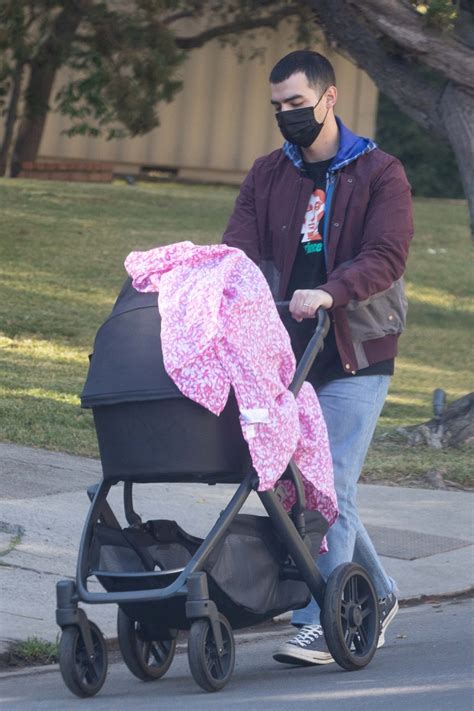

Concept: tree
[[0, 1, 306, 176], [0, 1, 32, 175], [0, 1, 472, 234], [305, 0, 474, 236]]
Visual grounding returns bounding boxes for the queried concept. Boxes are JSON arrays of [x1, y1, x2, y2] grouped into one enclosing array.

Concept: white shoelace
[[292, 625, 324, 646]]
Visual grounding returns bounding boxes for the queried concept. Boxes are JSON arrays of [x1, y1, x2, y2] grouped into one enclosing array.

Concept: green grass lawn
[[0, 179, 472, 485]]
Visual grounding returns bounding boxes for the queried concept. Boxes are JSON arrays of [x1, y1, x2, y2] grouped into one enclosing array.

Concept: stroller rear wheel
[[117, 608, 177, 681], [59, 621, 108, 698], [188, 613, 235, 692], [321, 562, 379, 670]]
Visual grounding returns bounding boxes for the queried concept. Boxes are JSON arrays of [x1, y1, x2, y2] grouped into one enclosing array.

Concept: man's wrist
[[315, 288, 334, 309]]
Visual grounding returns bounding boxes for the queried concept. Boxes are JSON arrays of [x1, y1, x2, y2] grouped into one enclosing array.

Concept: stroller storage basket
[[90, 511, 328, 630]]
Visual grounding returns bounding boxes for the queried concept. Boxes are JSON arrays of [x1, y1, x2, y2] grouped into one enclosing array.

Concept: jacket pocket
[[346, 277, 408, 342]]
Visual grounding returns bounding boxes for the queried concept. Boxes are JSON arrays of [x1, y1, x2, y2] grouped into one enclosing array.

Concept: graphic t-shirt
[[286, 158, 331, 297], [285, 158, 394, 387]]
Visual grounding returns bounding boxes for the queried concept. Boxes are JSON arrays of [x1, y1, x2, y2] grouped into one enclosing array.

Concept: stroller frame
[[56, 308, 380, 697]]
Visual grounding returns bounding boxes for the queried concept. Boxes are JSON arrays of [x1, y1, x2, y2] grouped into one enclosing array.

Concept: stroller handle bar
[[275, 303, 330, 398], [274, 304, 330, 520]]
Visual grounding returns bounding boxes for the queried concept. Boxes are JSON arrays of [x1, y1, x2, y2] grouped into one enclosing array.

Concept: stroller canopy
[[81, 279, 182, 408]]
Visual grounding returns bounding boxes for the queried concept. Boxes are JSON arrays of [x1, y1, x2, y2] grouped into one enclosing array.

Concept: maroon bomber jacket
[[222, 131, 414, 375]]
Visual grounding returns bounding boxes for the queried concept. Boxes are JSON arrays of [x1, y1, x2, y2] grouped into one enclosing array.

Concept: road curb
[[0, 625, 287, 680], [1, 587, 472, 679]]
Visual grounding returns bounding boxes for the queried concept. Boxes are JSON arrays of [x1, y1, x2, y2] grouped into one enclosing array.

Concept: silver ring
[[303, 302, 311, 307]]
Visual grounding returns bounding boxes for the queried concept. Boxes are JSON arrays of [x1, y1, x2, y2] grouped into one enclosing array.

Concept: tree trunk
[[0, 61, 25, 177], [11, 61, 57, 176], [439, 83, 474, 238], [11, 3, 85, 176], [398, 393, 474, 449], [310, 0, 445, 131], [310, 0, 473, 235]]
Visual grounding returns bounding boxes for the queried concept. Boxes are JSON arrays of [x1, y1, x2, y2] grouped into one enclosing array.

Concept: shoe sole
[[378, 599, 399, 648], [273, 645, 335, 666]]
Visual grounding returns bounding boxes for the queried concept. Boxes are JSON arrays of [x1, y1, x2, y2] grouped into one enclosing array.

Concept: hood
[[283, 116, 376, 173]]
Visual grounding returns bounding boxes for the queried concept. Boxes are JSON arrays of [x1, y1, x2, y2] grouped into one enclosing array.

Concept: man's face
[[270, 71, 328, 122]]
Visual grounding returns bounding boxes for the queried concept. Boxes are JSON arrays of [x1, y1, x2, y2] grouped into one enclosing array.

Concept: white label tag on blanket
[[240, 408, 270, 425], [244, 424, 256, 439]]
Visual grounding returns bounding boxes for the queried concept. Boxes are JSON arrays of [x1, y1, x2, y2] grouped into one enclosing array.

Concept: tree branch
[[174, 6, 300, 49], [25, 3, 45, 32], [307, 0, 448, 136], [352, 0, 474, 89]]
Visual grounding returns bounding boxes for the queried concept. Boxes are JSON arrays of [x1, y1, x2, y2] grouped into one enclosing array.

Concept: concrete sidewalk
[[1, 442, 473, 655]]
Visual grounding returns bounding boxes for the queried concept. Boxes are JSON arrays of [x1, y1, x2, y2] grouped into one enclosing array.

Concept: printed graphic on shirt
[[300, 188, 325, 255]]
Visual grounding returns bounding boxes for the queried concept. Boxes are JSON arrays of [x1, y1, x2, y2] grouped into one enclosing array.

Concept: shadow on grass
[[0, 393, 97, 457]]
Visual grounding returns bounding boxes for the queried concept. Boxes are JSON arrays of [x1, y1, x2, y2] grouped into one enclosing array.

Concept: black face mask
[[276, 92, 328, 148]]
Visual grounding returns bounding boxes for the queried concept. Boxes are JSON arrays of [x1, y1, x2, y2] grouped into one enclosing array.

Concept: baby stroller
[[56, 278, 380, 698]]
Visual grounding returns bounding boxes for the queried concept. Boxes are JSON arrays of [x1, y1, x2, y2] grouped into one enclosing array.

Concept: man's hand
[[289, 288, 334, 322]]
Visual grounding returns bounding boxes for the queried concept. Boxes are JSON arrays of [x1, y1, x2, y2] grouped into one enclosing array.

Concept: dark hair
[[269, 51, 336, 91]]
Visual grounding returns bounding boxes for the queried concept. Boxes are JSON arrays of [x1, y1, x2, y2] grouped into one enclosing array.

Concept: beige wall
[[38, 22, 378, 184]]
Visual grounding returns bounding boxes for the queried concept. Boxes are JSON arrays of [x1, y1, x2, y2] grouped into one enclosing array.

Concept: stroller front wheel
[[59, 621, 108, 698], [321, 562, 380, 671], [117, 608, 177, 681], [188, 613, 235, 692]]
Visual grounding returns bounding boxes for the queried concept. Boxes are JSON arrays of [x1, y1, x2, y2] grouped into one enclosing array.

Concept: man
[[222, 50, 413, 665]]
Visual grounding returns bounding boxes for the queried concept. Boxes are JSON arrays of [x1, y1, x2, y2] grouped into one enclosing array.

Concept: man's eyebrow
[[270, 94, 304, 105]]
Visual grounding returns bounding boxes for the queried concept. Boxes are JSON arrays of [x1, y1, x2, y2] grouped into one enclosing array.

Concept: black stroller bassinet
[[81, 279, 250, 483], [56, 278, 380, 698]]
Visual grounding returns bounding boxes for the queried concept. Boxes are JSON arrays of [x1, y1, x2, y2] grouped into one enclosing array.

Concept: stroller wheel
[[321, 562, 380, 671], [188, 614, 235, 692], [117, 608, 176, 681], [59, 621, 108, 697]]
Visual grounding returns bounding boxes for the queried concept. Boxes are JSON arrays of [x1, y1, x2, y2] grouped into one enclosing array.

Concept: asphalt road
[[1, 598, 473, 711]]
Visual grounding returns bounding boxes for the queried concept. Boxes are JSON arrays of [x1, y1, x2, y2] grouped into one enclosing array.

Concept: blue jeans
[[292, 375, 397, 626]]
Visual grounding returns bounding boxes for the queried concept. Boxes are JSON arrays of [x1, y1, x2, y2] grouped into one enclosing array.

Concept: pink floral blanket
[[125, 241, 337, 528]]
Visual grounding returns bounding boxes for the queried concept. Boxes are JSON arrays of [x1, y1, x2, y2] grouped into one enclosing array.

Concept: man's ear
[[326, 86, 337, 110]]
